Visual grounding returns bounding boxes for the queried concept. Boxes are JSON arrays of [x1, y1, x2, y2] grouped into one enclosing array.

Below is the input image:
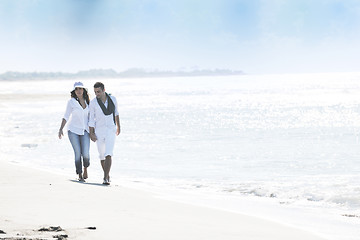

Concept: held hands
[[90, 132, 97, 142], [58, 129, 64, 139]]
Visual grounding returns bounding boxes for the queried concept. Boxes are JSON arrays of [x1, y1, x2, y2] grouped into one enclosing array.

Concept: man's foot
[[103, 179, 110, 185], [83, 168, 88, 179]]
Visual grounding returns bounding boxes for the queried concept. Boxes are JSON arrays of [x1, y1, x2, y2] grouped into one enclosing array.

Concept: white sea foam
[[1, 73, 360, 239]]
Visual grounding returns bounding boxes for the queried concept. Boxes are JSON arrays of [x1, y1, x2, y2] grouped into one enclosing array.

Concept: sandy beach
[[0, 160, 326, 240], [2, 0, 360, 238]]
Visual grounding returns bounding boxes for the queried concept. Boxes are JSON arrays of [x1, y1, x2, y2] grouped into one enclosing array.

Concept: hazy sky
[[1, 0, 360, 74]]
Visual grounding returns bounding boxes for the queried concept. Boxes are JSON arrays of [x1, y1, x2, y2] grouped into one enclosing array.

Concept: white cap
[[73, 82, 85, 90]]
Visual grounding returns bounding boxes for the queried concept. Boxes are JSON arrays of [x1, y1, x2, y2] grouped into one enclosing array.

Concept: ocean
[[1, 73, 360, 239]]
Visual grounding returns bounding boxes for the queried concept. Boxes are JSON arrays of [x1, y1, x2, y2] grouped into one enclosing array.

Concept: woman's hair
[[71, 88, 90, 105]]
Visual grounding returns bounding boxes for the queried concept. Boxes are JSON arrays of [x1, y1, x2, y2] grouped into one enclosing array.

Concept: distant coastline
[[0, 68, 245, 81]]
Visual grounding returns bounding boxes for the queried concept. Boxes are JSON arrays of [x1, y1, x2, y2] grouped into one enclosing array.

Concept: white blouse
[[63, 98, 89, 135]]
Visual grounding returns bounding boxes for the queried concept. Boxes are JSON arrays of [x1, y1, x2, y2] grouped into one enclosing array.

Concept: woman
[[58, 82, 91, 182]]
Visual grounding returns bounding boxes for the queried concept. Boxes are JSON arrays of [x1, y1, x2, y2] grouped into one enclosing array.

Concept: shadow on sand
[[69, 179, 108, 187]]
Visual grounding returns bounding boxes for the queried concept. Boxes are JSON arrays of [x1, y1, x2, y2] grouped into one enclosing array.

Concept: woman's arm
[[59, 100, 72, 139], [58, 118, 67, 139]]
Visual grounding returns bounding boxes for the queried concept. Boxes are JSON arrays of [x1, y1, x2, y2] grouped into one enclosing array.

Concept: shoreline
[[2, 75, 360, 239], [0, 160, 326, 240]]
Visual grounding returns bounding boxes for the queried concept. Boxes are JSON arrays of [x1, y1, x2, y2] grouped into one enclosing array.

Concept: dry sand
[[0, 160, 325, 240]]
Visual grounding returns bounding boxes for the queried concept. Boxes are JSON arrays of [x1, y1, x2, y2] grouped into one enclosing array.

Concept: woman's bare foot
[[83, 168, 88, 179], [78, 174, 85, 182]]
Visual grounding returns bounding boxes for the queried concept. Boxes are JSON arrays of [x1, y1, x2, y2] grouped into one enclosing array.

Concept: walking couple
[[58, 81, 121, 185]]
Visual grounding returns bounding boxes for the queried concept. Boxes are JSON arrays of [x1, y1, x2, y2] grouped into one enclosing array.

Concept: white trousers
[[95, 127, 116, 160]]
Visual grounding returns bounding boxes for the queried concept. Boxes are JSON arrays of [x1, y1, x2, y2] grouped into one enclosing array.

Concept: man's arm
[[115, 115, 121, 136], [112, 96, 121, 136], [89, 126, 97, 142]]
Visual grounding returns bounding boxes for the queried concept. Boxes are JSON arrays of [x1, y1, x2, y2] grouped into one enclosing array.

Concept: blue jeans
[[68, 130, 90, 174]]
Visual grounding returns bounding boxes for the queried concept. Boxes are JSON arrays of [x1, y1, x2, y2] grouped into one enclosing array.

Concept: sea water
[[1, 73, 360, 239]]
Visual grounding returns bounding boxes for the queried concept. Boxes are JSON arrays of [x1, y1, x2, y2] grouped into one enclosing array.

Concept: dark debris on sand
[[0, 225, 83, 240], [0, 237, 68, 240], [342, 214, 360, 218], [0, 238, 29, 240], [38, 226, 63, 232], [38, 226, 68, 240], [53, 234, 68, 240], [0, 238, 46, 240]]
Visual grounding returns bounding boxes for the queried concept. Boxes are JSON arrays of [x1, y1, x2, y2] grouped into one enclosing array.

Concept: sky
[[1, 0, 360, 74]]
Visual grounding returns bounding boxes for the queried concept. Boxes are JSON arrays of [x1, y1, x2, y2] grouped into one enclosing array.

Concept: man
[[89, 82, 121, 185]]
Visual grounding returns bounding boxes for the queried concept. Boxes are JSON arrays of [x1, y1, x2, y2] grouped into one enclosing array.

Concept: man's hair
[[94, 82, 105, 90]]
